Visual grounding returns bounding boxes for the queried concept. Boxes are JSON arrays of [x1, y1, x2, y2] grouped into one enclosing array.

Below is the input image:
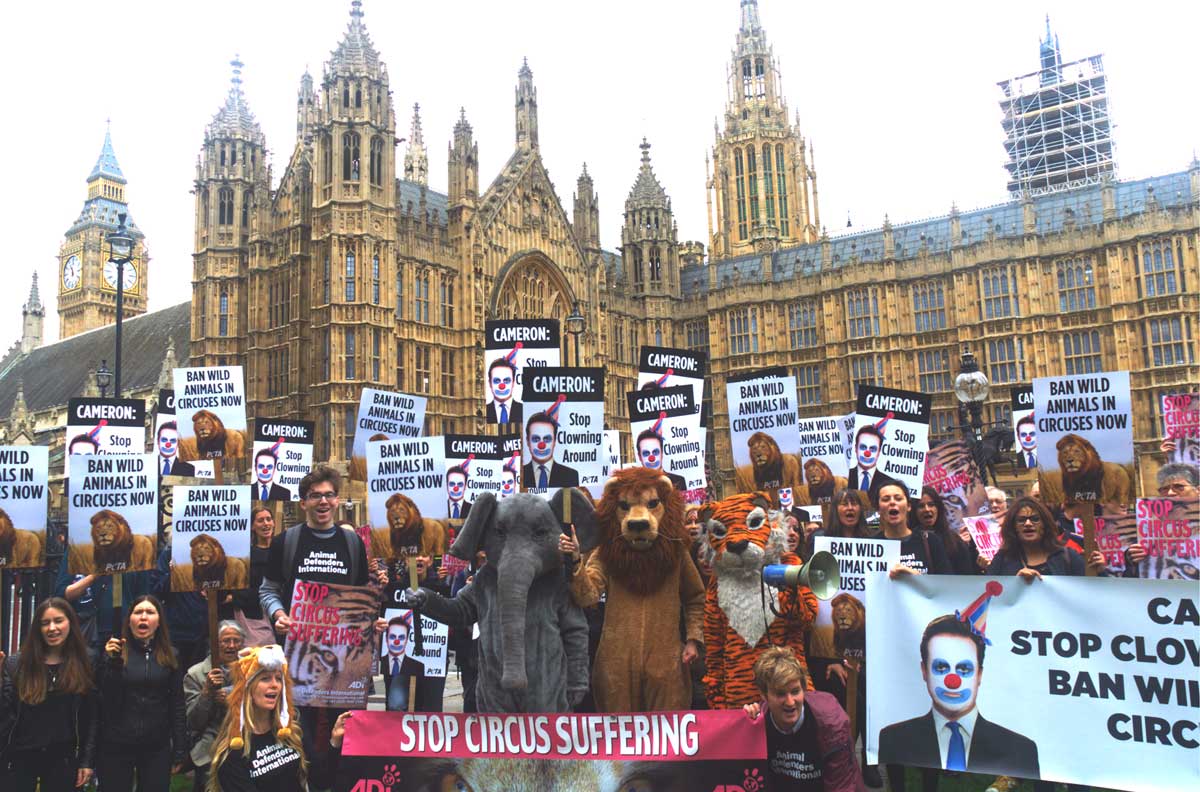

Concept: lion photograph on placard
[[169, 533, 249, 591], [68, 509, 157, 574], [178, 409, 246, 465], [733, 431, 804, 498], [369, 492, 446, 561], [804, 457, 847, 504], [1038, 433, 1134, 508], [0, 507, 44, 569]]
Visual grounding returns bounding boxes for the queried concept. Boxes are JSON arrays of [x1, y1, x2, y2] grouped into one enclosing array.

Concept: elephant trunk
[[497, 553, 537, 691]]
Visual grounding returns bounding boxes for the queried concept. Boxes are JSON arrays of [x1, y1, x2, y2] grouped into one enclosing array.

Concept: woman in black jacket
[[911, 485, 980, 575], [230, 505, 277, 645], [96, 594, 187, 792], [0, 597, 97, 792], [987, 497, 1107, 579]]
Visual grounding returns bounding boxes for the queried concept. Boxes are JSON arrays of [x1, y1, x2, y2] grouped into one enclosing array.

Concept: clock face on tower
[[103, 259, 138, 292], [62, 254, 82, 290]]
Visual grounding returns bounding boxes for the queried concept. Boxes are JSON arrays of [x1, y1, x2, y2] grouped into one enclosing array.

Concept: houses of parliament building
[[3, 0, 1196, 500]]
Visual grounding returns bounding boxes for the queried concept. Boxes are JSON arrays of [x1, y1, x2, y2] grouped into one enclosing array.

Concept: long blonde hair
[[207, 648, 307, 791]]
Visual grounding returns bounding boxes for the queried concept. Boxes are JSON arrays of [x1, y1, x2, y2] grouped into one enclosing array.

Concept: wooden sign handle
[[846, 664, 860, 744], [1079, 508, 1098, 577], [207, 591, 221, 661]]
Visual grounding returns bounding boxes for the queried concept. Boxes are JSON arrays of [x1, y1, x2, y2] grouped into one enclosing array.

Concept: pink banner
[[1162, 393, 1200, 439], [343, 710, 764, 762]]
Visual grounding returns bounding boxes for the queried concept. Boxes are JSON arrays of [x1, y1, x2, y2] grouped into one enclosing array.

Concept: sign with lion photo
[[172, 366, 248, 473], [1032, 371, 1134, 509], [169, 485, 251, 591], [68, 452, 158, 575], [725, 367, 802, 504], [0, 446, 49, 570]]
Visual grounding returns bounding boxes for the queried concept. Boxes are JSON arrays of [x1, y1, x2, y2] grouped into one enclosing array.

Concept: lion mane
[[803, 458, 847, 504], [831, 592, 866, 660], [594, 467, 687, 596], [0, 508, 43, 568], [191, 534, 229, 588], [90, 510, 156, 572], [1055, 433, 1133, 506], [370, 493, 446, 561], [178, 410, 245, 463], [734, 432, 803, 501]]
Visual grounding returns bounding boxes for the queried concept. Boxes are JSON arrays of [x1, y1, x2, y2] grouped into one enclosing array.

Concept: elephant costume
[[412, 489, 597, 713]]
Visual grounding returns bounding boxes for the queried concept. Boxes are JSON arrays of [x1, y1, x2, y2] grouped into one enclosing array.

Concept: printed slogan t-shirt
[[216, 732, 304, 792], [895, 531, 952, 575], [766, 708, 824, 792], [266, 525, 368, 612]]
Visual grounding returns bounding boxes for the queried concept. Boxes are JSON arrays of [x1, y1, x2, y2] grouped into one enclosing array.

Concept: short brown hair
[[753, 646, 809, 694], [299, 465, 342, 499]]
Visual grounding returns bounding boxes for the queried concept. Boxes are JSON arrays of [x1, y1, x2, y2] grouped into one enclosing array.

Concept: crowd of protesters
[[1, 461, 1194, 792]]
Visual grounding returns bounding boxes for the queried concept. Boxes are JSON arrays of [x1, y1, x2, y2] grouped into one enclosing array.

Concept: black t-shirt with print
[[265, 526, 367, 613], [216, 731, 304, 792], [895, 530, 953, 575], [766, 708, 824, 792]]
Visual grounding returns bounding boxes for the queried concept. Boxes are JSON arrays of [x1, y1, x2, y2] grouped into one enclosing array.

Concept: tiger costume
[[699, 492, 818, 709]]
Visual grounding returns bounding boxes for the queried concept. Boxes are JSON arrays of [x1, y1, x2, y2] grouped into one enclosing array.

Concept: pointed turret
[[622, 139, 678, 294], [515, 58, 539, 151], [20, 273, 44, 354], [404, 103, 429, 186], [448, 108, 479, 221], [297, 69, 317, 143], [89, 123, 126, 184], [574, 163, 600, 250], [1039, 15, 1063, 87], [329, 0, 382, 77], [207, 56, 264, 142]]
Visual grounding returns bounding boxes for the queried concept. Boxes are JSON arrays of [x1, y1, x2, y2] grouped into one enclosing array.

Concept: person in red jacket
[[744, 646, 866, 792]]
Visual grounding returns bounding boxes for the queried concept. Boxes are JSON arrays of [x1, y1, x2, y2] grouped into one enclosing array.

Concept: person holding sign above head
[[0, 598, 97, 792], [985, 497, 1106, 579], [847, 424, 897, 502], [157, 421, 195, 477], [878, 586, 1040, 780], [485, 354, 522, 425], [253, 448, 291, 502], [522, 410, 579, 488], [96, 594, 187, 792]]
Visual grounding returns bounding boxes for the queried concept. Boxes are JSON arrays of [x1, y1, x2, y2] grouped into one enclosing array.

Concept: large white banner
[[636, 345, 706, 417], [172, 366, 247, 471], [866, 574, 1199, 791], [351, 388, 427, 480], [367, 436, 446, 522], [0, 446, 48, 569], [796, 415, 851, 503]]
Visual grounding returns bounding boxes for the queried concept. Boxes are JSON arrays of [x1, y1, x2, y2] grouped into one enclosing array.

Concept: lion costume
[[68, 509, 157, 574], [803, 458, 848, 505], [733, 432, 805, 506], [0, 508, 43, 569], [1038, 433, 1134, 508], [178, 410, 246, 465], [168, 533, 249, 590], [370, 492, 446, 561], [570, 468, 706, 712], [700, 492, 818, 708]]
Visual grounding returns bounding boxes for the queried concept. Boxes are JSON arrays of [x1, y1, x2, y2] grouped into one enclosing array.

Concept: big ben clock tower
[[58, 124, 149, 339]]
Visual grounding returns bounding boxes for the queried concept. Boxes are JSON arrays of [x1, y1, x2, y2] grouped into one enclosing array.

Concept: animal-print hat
[[226, 644, 293, 750]]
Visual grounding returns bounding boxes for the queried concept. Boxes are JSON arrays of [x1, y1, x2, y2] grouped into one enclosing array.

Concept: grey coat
[[422, 563, 589, 713], [183, 657, 228, 767]]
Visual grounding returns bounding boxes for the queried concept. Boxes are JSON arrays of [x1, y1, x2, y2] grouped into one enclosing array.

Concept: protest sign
[[602, 428, 621, 482], [1136, 498, 1198, 580], [796, 415, 851, 503], [1033, 371, 1134, 508], [1070, 507, 1136, 574], [66, 397, 147, 481], [1162, 393, 1200, 465], [171, 366, 247, 472], [284, 580, 379, 708], [154, 390, 214, 479], [628, 384, 705, 497], [0, 446, 48, 569], [727, 367, 801, 501], [637, 345, 706, 417], [924, 441, 990, 533], [521, 367, 605, 497], [794, 505, 824, 525], [498, 450, 521, 502], [809, 536, 899, 660], [444, 434, 521, 519], [338, 709, 766, 791], [368, 436, 447, 530], [67, 453, 157, 575], [483, 319, 561, 426], [853, 386, 932, 498], [380, 608, 449, 678], [866, 574, 1199, 791], [1011, 385, 1038, 470], [840, 412, 857, 472], [350, 388, 427, 481], [169, 486, 251, 591], [964, 515, 1002, 562], [251, 419, 314, 501]]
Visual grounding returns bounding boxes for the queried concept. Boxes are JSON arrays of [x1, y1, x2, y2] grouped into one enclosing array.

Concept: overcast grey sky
[[2, 0, 1196, 348]]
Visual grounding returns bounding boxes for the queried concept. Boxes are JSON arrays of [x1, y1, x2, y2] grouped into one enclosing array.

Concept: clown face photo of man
[[383, 614, 422, 679], [849, 425, 896, 499], [499, 466, 517, 500], [446, 465, 470, 520], [636, 429, 686, 492], [486, 357, 523, 426], [254, 449, 291, 501], [878, 585, 1039, 778], [1016, 415, 1038, 469], [521, 413, 579, 489]]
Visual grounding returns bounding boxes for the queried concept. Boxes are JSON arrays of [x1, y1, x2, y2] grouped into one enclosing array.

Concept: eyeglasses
[[1016, 514, 1042, 524], [1158, 481, 1194, 496], [306, 491, 338, 502]]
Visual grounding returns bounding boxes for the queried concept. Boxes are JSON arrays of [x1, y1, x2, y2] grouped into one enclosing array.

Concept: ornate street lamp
[[106, 213, 135, 396], [565, 302, 586, 366], [95, 360, 113, 399], [954, 347, 993, 482]]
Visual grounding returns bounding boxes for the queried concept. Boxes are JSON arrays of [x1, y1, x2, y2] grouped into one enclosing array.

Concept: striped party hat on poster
[[505, 343, 523, 366], [88, 420, 108, 443], [654, 368, 674, 387], [545, 394, 567, 422], [874, 411, 894, 436], [956, 581, 1004, 646], [650, 411, 666, 436]]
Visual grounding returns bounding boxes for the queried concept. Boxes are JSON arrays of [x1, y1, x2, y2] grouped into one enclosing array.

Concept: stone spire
[[207, 56, 264, 142], [329, 0, 382, 77], [574, 163, 600, 250], [7, 380, 35, 443], [515, 58, 539, 151], [628, 139, 668, 205], [156, 337, 178, 390], [403, 103, 428, 185], [20, 272, 44, 354], [89, 120, 125, 183]]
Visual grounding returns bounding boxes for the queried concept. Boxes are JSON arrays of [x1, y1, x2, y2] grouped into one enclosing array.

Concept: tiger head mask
[[700, 491, 788, 576]]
